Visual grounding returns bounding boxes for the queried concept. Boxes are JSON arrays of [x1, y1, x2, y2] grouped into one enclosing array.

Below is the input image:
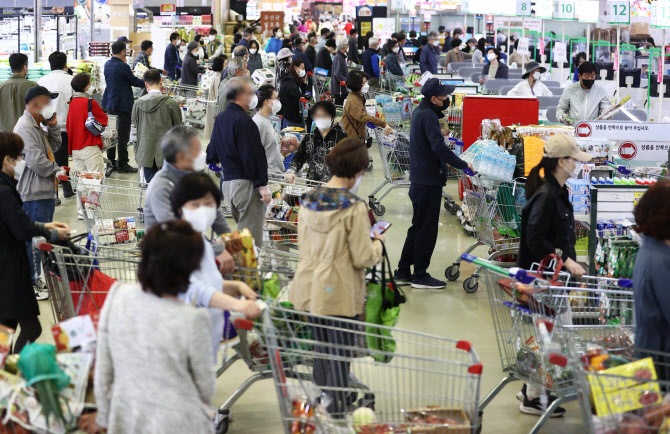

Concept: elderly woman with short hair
[[332, 36, 350, 105]]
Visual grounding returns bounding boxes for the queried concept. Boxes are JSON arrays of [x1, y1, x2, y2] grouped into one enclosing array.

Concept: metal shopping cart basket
[[251, 303, 483, 433], [462, 254, 635, 434], [368, 126, 411, 216], [76, 177, 147, 249], [163, 82, 211, 127], [263, 173, 324, 249], [446, 175, 527, 292]]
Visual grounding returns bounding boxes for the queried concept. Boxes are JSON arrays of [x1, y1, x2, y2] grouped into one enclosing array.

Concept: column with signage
[[553, 0, 574, 84], [650, 1, 669, 122], [516, 0, 531, 70], [356, 5, 373, 44], [607, 1, 630, 105]]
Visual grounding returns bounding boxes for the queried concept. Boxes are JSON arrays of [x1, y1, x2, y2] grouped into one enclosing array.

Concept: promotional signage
[[553, 0, 575, 20], [607, 0, 631, 25], [517, 37, 530, 55], [516, 0, 531, 17], [574, 122, 670, 141], [523, 17, 542, 32], [616, 141, 668, 162], [160, 4, 176, 15], [553, 41, 568, 63]]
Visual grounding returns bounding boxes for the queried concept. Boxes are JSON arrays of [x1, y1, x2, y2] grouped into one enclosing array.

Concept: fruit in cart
[[643, 400, 670, 427], [353, 407, 376, 427], [619, 413, 650, 434]]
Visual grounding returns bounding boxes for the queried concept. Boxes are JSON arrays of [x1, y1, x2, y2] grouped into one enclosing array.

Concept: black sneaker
[[516, 383, 527, 402], [393, 270, 412, 285], [62, 183, 75, 199], [520, 395, 566, 417], [105, 163, 115, 177], [411, 274, 446, 289], [55, 198, 62, 206], [117, 164, 138, 174]]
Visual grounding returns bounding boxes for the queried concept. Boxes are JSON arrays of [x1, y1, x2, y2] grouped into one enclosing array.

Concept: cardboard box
[[402, 407, 471, 434], [631, 22, 650, 36]]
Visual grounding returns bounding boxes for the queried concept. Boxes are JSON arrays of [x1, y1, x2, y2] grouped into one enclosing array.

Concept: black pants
[[398, 183, 443, 278], [143, 160, 159, 183], [0, 317, 42, 354], [56, 132, 72, 195], [310, 315, 357, 415], [106, 110, 131, 167]]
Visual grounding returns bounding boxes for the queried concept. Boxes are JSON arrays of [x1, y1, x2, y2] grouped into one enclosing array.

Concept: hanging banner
[[517, 37, 530, 55], [523, 17, 542, 32], [553, 41, 567, 63], [160, 4, 175, 15]]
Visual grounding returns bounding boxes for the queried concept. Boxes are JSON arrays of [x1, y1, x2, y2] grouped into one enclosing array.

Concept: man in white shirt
[[38, 51, 74, 200], [508, 61, 553, 97]]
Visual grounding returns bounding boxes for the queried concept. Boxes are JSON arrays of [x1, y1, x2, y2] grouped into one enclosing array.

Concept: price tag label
[[516, 0, 531, 17], [517, 37, 530, 55], [553, 0, 575, 20], [553, 41, 568, 63], [655, 2, 670, 27], [607, 0, 630, 25]]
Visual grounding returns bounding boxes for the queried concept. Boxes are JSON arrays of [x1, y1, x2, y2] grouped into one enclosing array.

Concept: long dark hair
[[477, 38, 486, 55], [525, 157, 560, 199], [289, 58, 306, 83]]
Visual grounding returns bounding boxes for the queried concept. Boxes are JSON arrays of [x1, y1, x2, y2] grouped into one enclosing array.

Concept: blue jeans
[[22, 199, 56, 283]]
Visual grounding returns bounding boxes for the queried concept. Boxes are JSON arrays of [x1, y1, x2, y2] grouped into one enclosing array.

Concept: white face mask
[[249, 94, 258, 110], [487, 53, 496, 61], [208, 36, 215, 42], [277, 32, 283, 38], [500, 45, 506, 52], [350, 174, 363, 194], [85, 87, 93, 96], [532, 71, 541, 80], [314, 118, 331, 131], [361, 83, 370, 94], [13, 159, 26, 179], [182, 206, 217, 233], [563, 159, 583, 178], [40, 103, 55, 120], [249, 48, 258, 54], [392, 47, 400, 53], [193, 150, 207, 171], [176, 40, 181, 47], [432, 40, 440, 47], [271, 99, 282, 114], [297, 68, 306, 78]]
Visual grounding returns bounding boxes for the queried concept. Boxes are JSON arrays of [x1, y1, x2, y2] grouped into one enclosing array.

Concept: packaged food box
[[222, 229, 259, 290], [401, 406, 471, 434]]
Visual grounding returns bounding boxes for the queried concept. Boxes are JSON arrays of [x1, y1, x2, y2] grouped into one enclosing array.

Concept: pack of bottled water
[[461, 139, 517, 182]]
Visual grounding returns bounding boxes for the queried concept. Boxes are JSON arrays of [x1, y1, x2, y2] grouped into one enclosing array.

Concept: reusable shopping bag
[[497, 254, 564, 315], [365, 244, 405, 363]]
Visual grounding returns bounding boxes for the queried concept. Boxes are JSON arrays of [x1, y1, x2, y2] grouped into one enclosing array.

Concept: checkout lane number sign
[[618, 142, 637, 160], [608, 1, 631, 25]]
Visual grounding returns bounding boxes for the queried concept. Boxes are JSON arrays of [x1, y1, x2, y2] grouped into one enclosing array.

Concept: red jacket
[[66, 96, 108, 153]]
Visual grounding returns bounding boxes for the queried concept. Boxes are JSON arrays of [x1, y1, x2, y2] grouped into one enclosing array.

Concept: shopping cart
[[163, 82, 211, 127], [76, 177, 147, 249], [33, 237, 140, 322], [252, 302, 483, 433], [446, 175, 526, 292], [462, 254, 635, 434], [314, 75, 331, 102], [264, 173, 324, 248], [368, 125, 411, 216]]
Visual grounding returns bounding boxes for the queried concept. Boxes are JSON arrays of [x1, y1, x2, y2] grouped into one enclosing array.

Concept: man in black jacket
[[348, 28, 360, 64], [315, 39, 337, 72], [305, 36, 318, 67], [207, 77, 270, 247], [395, 79, 473, 289]]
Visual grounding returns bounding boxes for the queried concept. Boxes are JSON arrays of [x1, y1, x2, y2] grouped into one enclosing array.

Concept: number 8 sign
[[608, 0, 630, 25], [516, 0, 532, 17]]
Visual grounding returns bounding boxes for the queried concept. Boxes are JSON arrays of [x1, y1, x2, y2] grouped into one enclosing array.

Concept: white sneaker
[[34, 280, 49, 301]]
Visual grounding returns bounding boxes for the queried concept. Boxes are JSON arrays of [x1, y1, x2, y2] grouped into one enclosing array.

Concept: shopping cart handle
[[233, 318, 254, 331], [299, 97, 309, 103], [605, 160, 632, 175], [462, 168, 476, 176], [461, 253, 477, 263], [365, 122, 378, 129], [618, 278, 633, 288], [340, 81, 346, 85], [306, 71, 314, 76], [208, 163, 222, 173], [381, 62, 386, 66]]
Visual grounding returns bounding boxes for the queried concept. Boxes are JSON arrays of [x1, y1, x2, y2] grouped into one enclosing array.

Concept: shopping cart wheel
[[463, 277, 479, 293], [215, 409, 230, 434], [372, 203, 386, 216], [444, 265, 460, 281], [366, 159, 373, 171]]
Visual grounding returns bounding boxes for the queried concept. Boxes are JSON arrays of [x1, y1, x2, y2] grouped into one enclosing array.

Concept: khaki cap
[[544, 134, 592, 162]]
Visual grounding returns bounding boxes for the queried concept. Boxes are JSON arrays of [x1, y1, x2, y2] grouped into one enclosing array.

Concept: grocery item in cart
[[0, 325, 13, 369], [222, 229, 259, 289]]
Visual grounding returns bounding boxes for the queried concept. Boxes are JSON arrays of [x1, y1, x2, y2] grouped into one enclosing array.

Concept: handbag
[[365, 243, 406, 363], [345, 112, 373, 149], [85, 99, 105, 137], [497, 254, 565, 315]]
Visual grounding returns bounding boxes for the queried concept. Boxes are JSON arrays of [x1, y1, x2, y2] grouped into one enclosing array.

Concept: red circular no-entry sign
[[575, 122, 592, 137], [618, 142, 637, 160]]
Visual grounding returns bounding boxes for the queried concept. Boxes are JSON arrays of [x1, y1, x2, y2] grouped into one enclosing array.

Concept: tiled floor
[[40, 138, 585, 433]]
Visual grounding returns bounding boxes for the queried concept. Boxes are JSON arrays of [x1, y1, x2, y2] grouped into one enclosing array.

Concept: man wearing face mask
[[264, 27, 284, 56], [332, 37, 350, 106], [315, 39, 337, 74], [216, 57, 249, 114], [394, 79, 473, 289], [238, 27, 254, 48], [132, 69, 182, 183], [508, 62, 553, 97], [13, 86, 63, 295], [144, 126, 235, 273], [420, 32, 440, 74], [557, 61, 611, 125], [181, 41, 206, 86], [208, 77, 271, 247], [0, 53, 37, 133], [164, 33, 183, 80]]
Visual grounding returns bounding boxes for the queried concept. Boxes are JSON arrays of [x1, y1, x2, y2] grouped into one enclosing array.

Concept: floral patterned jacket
[[287, 125, 348, 182]]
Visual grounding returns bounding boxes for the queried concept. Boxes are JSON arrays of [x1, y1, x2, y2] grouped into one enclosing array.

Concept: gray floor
[[39, 139, 585, 433]]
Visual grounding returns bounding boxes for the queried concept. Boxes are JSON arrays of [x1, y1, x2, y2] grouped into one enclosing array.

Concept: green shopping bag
[[365, 243, 405, 363]]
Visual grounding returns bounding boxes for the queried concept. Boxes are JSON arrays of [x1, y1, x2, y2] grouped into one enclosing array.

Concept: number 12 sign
[[608, 0, 630, 25]]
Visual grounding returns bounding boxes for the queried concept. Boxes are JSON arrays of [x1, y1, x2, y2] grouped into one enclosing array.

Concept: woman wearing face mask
[[204, 57, 225, 141], [572, 52, 587, 82], [278, 59, 310, 129], [193, 34, 207, 61], [289, 138, 384, 415], [170, 172, 261, 359], [384, 39, 405, 80], [0, 132, 71, 354], [264, 27, 284, 55], [253, 85, 286, 174], [342, 71, 392, 147], [284, 101, 347, 183], [247, 40, 263, 75], [516, 134, 591, 417], [508, 62, 553, 97], [181, 41, 205, 86], [444, 38, 472, 70], [479, 47, 508, 84]]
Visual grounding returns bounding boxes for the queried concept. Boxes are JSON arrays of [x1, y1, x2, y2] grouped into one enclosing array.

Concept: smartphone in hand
[[370, 221, 391, 238]]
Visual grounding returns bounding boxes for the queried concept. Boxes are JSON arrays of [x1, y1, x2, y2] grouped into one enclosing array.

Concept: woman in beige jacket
[[289, 138, 384, 415], [342, 70, 393, 141]]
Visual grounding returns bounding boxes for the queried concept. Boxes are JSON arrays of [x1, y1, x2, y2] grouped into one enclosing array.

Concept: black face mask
[[200, 40, 205, 46], [581, 78, 595, 89]]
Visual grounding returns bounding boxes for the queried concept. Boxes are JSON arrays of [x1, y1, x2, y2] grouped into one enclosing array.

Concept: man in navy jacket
[[420, 32, 439, 74], [164, 32, 182, 80], [207, 77, 270, 247], [292, 37, 313, 72], [395, 79, 472, 289], [101, 41, 144, 173]]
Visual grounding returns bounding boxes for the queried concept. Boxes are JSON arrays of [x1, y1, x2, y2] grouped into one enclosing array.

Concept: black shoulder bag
[[345, 111, 373, 149]]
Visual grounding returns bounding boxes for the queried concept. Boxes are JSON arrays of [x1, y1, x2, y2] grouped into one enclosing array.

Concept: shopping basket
[[367, 125, 411, 216], [163, 81, 211, 127], [446, 175, 527, 293], [463, 254, 635, 434], [249, 302, 482, 433]]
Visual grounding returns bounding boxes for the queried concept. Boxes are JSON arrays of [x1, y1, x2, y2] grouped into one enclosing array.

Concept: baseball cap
[[117, 36, 133, 43], [544, 134, 592, 162], [293, 37, 304, 45], [25, 86, 58, 104], [421, 78, 455, 98], [277, 48, 294, 60]]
